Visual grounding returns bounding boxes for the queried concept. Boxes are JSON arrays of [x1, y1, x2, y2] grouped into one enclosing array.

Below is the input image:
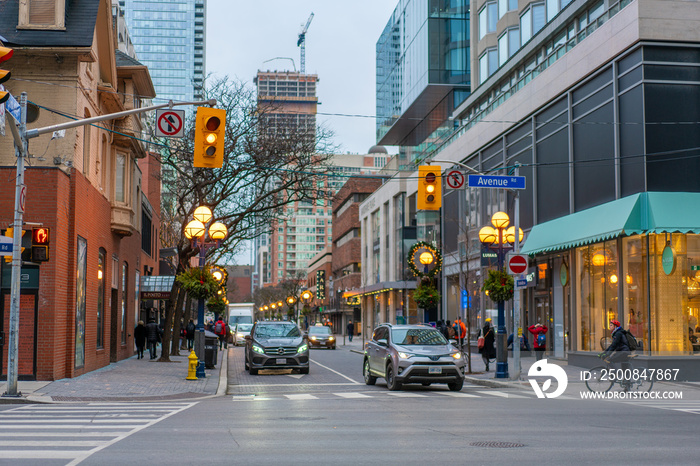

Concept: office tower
[[120, 0, 205, 102]]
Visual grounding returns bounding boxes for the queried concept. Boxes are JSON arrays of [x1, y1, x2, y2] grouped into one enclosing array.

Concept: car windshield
[[254, 323, 301, 338], [391, 328, 447, 345], [309, 326, 331, 335], [237, 324, 253, 332]]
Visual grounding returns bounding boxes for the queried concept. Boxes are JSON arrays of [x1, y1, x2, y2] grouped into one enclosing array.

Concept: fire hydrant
[[186, 350, 199, 380]]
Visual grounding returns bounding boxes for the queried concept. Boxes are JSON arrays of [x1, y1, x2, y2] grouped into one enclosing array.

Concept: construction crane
[[297, 12, 314, 74]]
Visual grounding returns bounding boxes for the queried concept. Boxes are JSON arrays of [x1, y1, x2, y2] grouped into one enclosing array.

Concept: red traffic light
[[32, 227, 50, 245]]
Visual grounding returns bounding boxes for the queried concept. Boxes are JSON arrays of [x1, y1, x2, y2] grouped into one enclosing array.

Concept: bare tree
[[155, 76, 337, 361]]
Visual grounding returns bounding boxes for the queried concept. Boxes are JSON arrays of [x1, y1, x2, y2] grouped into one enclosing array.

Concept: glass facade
[[376, 0, 470, 146], [121, 0, 205, 103]]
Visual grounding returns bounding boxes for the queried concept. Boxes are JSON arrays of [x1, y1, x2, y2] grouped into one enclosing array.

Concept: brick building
[[0, 0, 158, 380]]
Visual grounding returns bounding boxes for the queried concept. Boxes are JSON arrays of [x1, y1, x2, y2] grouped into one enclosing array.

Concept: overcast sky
[[206, 0, 398, 156]]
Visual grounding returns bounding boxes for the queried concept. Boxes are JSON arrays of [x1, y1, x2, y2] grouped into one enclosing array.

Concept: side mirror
[[377, 339, 388, 347], [244, 335, 252, 341]]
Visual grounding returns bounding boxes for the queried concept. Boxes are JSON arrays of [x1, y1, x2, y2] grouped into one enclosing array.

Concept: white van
[[228, 303, 255, 341]]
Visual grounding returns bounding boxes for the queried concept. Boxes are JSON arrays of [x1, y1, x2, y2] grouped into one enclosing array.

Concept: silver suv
[[244, 321, 309, 375], [363, 324, 465, 391]]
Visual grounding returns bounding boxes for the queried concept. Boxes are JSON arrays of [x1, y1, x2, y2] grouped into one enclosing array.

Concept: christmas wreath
[[207, 295, 227, 315], [482, 269, 514, 302], [414, 279, 441, 310], [407, 241, 442, 278], [176, 266, 220, 301]]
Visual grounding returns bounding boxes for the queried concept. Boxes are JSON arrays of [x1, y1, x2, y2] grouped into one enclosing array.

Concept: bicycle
[[585, 353, 653, 393]]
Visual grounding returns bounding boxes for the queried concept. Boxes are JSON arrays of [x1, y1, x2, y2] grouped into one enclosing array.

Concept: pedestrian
[[528, 323, 549, 360], [146, 319, 160, 360], [186, 319, 196, 351], [479, 318, 496, 371], [454, 317, 466, 347], [347, 320, 354, 342], [134, 320, 146, 359], [214, 316, 227, 350], [446, 320, 456, 340]]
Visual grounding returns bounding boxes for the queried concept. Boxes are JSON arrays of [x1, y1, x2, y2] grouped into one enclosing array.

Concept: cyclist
[[602, 319, 631, 372]]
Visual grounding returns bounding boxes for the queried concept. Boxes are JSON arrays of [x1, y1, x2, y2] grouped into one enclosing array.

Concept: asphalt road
[[2, 346, 699, 465]]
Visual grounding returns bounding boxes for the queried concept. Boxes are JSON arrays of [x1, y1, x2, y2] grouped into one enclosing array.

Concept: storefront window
[[576, 240, 618, 351], [622, 236, 648, 350]]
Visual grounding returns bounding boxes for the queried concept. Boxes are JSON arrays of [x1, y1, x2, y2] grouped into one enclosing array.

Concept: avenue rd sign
[[468, 174, 526, 190]]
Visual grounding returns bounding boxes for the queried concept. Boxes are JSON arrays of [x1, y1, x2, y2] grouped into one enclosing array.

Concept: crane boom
[[297, 12, 314, 73]]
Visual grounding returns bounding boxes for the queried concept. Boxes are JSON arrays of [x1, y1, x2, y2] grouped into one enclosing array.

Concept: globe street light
[[185, 205, 228, 378], [479, 211, 523, 379]]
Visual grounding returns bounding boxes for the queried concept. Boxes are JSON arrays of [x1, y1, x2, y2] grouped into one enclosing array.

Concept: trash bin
[[204, 331, 218, 369]]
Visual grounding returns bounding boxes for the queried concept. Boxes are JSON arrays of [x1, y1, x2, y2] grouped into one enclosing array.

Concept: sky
[[206, 1, 399, 265], [206, 0, 398, 155]]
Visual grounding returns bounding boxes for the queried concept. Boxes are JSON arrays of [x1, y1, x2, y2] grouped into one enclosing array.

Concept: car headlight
[[252, 345, 265, 354], [451, 352, 462, 360], [310, 336, 317, 341], [329, 336, 335, 341], [297, 344, 308, 353], [398, 352, 413, 359], [237, 333, 245, 338]]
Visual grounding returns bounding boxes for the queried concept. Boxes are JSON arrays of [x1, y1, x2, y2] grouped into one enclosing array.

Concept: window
[[479, 2, 498, 40], [499, 28, 520, 66], [115, 152, 126, 203], [83, 110, 91, 175], [141, 206, 152, 256], [479, 48, 498, 84], [499, 0, 517, 19], [520, 3, 546, 46], [19, 0, 66, 29], [97, 249, 105, 349], [121, 263, 128, 345], [75, 237, 87, 368]]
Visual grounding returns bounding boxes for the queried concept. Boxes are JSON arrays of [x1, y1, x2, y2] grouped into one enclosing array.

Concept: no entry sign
[[155, 109, 185, 138], [507, 253, 528, 275]]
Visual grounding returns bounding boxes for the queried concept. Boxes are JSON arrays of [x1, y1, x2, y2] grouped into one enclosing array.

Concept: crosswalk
[[230, 388, 533, 402], [0, 402, 196, 464], [618, 400, 700, 415]]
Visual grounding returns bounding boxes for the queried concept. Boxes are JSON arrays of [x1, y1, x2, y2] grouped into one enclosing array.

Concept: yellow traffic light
[[193, 106, 226, 168], [417, 165, 442, 210], [0, 46, 13, 104]]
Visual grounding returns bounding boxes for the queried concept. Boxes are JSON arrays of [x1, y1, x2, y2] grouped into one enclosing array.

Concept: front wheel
[[585, 366, 613, 393], [363, 359, 376, 385], [386, 363, 402, 391], [448, 379, 464, 392], [249, 367, 258, 375], [626, 374, 654, 393], [299, 366, 309, 374]]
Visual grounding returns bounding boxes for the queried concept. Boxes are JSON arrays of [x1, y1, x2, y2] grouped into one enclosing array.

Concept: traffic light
[[0, 46, 13, 104], [417, 165, 442, 210], [31, 227, 50, 262], [193, 106, 226, 168]]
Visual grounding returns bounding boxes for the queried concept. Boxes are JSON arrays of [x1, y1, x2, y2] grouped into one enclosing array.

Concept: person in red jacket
[[453, 317, 467, 348], [528, 323, 548, 360]]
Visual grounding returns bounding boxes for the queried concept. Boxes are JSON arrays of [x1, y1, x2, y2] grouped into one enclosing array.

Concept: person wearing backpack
[[214, 316, 227, 350], [186, 319, 196, 351], [528, 323, 548, 360], [602, 319, 631, 372]]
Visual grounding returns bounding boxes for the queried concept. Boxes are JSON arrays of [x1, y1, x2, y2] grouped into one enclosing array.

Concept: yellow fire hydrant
[[186, 350, 199, 380]]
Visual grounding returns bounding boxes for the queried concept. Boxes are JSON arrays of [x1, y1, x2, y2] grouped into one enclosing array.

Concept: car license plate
[[429, 367, 442, 374], [276, 358, 287, 365]]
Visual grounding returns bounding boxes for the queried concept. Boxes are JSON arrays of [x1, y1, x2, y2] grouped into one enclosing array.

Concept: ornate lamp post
[[286, 296, 297, 325], [184, 205, 228, 378], [479, 211, 523, 379], [300, 290, 313, 327]]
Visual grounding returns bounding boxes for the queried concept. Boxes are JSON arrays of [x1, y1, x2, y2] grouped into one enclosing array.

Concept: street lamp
[[479, 211, 523, 379], [184, 205, 228, 378], [286, 296, 298, 325]]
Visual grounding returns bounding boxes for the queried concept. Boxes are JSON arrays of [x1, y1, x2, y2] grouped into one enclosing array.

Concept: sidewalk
[[0, 347, 228, 404]]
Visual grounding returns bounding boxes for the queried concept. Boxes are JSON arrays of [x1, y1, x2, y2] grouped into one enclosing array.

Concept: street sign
[[155, 109, 185, 138], [446, 170, 465, 189], [507, 253, 528, 275], [515, 275, 528, 290], [468, 174, 526, 190], [0, 236, 12, 255], [692, 265, 700, 271]]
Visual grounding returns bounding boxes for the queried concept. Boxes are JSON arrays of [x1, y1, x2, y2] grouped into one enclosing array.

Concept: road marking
[[284, 394, 318, 400], [286, 374, 304, 379], [476, 390, 528, 398], [234, 383, 358, 387], [386, 392, 428, 397], [334, 392, 372, 399], [310, 360, 362, 384], [438, 392, 479, 398], [0, 440, 105, 447]]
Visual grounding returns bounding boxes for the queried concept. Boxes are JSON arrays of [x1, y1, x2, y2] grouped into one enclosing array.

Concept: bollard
[[186, 350, 199, 380]]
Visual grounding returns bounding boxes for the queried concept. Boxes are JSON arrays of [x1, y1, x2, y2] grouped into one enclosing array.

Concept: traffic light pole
[[2, 94, 217, 397]]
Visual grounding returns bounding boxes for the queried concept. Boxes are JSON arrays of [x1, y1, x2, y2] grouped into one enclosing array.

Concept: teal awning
[[521, 192, 700, 255]]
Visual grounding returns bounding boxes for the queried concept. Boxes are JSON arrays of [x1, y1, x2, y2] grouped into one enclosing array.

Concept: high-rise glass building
[[120, 0, 205, 103]]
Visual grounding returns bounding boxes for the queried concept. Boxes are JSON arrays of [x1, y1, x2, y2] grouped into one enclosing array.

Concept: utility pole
[[512, 164, 522, 380], [2, 96, 216, 397]]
